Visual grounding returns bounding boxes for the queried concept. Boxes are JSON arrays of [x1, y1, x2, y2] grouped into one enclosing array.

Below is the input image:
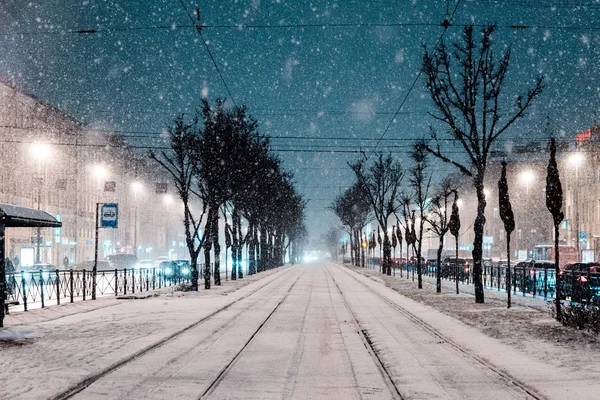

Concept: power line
[[7, 20, 600, 37], [177, 0, 238, 107], [369, 0, 462, 157]]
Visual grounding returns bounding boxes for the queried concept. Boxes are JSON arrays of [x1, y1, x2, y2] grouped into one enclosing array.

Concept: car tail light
[[580, 276, 589, 283]]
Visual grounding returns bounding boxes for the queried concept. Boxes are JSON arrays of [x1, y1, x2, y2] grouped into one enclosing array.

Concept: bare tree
[[351, 154, 403, 275], [426, 178, 456, 293], [150, 116, 207, 291], [409, 143, 433, 289], [331, 183, 372, 267], [498, 161, 515, 308], [546, 138, 564, 321], [421, 25, 544, 303]]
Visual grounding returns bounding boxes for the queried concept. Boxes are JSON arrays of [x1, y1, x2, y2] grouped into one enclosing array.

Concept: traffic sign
[[101, 204, 118, 228], [580, 231, 587, 239]]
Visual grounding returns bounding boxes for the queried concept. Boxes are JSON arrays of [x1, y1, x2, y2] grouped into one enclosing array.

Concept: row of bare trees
[[151, 98, 306, 290], [334, 24, 557, 307]]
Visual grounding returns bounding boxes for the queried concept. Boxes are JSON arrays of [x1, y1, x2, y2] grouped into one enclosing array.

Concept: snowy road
[[2, 262, 591, 399]]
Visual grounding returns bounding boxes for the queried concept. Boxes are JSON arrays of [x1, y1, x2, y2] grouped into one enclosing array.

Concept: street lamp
[[131, 182, 143, 258], [569, 152, 585, 261], [520, 170, 535, 195], [30, 143, 52, 263]]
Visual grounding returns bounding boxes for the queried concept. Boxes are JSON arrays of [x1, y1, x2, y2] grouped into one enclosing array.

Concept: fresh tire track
[[51, 267, 297, 400]]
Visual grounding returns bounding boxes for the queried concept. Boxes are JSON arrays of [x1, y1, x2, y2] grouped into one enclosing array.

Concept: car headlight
[[182, 267, 190, 275], [165, 267, 173, 275]]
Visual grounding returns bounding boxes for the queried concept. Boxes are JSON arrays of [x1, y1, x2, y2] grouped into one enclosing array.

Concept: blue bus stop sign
[[101, 203, 118, 228], [580, 231, 587, 239]]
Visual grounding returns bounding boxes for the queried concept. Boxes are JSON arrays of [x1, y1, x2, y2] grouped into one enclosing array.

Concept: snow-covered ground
[[1, 262, 599, 399]]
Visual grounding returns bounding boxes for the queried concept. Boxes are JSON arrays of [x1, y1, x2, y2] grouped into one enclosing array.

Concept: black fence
[[2, 265, 206, 313]]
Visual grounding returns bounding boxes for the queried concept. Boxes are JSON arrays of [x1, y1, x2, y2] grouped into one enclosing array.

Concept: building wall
[[0, 82, 182, 268]]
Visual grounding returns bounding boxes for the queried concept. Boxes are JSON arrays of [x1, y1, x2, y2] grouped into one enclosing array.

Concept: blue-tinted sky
[[2, 0, 600, 243]]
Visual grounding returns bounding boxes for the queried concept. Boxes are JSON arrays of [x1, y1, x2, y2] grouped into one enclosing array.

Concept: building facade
[[0, 81, 183, 268]]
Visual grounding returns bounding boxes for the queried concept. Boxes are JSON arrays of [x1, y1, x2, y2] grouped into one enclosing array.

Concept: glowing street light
[[456, 199, 464, 207], [30, 142, 52, 165], [520, 170, 535, 195], [92, 165, 108, 181], [568, 152, 584, 178], [568, 152, 585, 262]]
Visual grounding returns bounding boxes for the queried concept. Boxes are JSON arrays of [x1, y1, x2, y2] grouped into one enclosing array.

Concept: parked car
[[558, 262, 600, 303], [75, 260, 113, 271], [106, 253, 138, 269], [134, 260, 154, 270], [513, 260, 556, 296], [20, 263, 59, 280], [173, 260, 191, 277]]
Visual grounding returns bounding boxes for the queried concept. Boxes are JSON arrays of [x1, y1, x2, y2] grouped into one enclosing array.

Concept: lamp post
[[30, 143, 52, 263], [520, 170, 535, 258], [569, 153, 584, 261], [131, 182, 143, 258]]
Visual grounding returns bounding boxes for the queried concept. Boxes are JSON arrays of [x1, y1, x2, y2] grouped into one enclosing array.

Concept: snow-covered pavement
[[1, 262, 598, 399]]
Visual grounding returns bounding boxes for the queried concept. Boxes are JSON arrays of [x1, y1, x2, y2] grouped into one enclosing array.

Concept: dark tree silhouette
[[422, 25, 544, 303], [426, 179, 456, 293], [409, 143, 432, 289], [448, 192, 461, 294], [546, 138, 564, 321], [498, 161, 516, 308], [331, 183, 372, 267], [150, 116, 206, 291], [351, 154, 404, 275]]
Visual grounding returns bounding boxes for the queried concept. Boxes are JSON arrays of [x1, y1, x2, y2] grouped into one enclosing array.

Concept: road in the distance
[[71, 262, 537, 400]]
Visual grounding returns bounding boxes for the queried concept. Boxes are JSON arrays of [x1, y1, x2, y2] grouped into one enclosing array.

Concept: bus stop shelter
[[0, 203, 62, 327]]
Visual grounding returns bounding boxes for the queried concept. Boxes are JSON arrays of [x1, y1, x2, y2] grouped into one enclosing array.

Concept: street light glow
[[92, 165, 108, 180], [131, 181, 143, 192], [520, 170, 535, 185], [456, 199, 464, 207], [163, 194, 174, 205], [30, 143, 52, 162], [568, 152, 584, 167]]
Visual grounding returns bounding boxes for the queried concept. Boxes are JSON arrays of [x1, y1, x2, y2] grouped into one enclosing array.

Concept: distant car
[[106, 253, 138, 269], [173, 260, 192, 277], [134, 260, 154, 270], [75, 260, 113, 271], [20, 263, 59, 280]]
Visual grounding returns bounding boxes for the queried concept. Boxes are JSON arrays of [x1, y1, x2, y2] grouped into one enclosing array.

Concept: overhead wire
[[176, 0, 238, 107], [368, 0, 462, 157]]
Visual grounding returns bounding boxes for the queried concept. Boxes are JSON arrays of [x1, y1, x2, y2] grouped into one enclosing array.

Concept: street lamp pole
[[569, 153, 584, 262]]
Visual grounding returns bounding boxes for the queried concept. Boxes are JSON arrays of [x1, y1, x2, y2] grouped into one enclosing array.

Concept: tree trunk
[[455, 235, 459, 295], [506, 232, 512, 308], [203, 208, 213, 290], [260, 227, 268, 271], [383, 232, 392, 275], [231, 210, 238, 281], [349, 233, 355, 265], [472, 174, 487, 303], [237, 213, 244, 279], [212, 208, 221, 286], [436, 234, 444, 293], [554, 222, 561, 321], [417, 222, 424, 289], [361, 232, 365, 268]]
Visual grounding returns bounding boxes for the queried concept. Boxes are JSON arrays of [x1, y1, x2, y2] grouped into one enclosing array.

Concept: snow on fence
[[350, 258, 600, 304], [2, 265, 206, 313]]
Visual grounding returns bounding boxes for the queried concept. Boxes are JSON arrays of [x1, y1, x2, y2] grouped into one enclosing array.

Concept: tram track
[[325, 268, 404, 400], [50, 267, 298, 400], [335, 263, 548, 400], [200, 269, 306, 399]]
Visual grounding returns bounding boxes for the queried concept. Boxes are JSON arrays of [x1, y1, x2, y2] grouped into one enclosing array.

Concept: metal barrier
[[402, 262, 560, 300], [2, 264, 207, 313]]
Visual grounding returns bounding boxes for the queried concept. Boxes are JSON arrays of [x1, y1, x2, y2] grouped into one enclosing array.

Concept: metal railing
[[2, 265, 205, 313]]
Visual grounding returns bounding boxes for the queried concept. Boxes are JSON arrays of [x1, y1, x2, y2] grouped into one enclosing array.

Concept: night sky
[[2, 0, 600, 243]]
